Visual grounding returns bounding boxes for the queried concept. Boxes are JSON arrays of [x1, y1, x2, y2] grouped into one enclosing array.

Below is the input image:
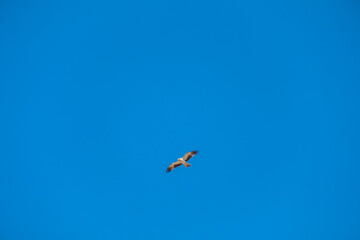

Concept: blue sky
[[1, 0, 360, 239]]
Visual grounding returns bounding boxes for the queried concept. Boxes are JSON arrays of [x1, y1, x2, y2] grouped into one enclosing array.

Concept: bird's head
[[178, 158, 183, 161]]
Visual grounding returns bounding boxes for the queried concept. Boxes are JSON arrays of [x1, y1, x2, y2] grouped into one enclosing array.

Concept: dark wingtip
[[193, 150, 199, 154]]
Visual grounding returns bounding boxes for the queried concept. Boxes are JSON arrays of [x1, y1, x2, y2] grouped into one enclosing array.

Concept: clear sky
[[1, 0, 360, 239]]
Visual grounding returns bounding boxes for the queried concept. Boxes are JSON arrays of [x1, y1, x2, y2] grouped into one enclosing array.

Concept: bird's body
[[166, 151, 198, 173]]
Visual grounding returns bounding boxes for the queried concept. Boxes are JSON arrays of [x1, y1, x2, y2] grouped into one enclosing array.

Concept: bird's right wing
[[166, 160, 182, 173]]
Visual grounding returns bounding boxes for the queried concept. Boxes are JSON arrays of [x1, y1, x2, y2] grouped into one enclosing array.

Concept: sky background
[[1, 0, 360, 239]]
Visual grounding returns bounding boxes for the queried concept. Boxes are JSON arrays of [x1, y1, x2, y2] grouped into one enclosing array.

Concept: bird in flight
[[166, 150, 199, 173]]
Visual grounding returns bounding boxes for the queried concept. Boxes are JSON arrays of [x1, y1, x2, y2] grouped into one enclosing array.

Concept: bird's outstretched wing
[[166, 160, 183, 173], [182, 150, 198, 162]]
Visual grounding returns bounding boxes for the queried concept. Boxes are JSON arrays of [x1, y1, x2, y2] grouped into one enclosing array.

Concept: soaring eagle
[[166, 151, 199, 173]]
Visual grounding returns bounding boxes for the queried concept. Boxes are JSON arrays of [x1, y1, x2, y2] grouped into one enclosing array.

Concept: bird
[[166, 150, 199, 173]]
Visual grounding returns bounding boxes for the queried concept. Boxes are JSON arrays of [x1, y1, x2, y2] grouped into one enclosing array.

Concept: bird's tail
[[184, 162, 191, 168]]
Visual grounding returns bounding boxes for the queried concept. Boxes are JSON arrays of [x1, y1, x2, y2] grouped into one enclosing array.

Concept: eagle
[[166, 150, 199, 173]]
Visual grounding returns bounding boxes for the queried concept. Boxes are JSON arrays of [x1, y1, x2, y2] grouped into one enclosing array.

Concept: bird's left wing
[[182, 150, 198, 161]]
